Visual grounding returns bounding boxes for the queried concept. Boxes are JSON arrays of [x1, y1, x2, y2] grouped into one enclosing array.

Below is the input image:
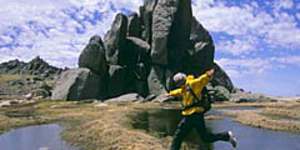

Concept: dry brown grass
[[235, 110, 300, 132], [63, 103, 167, 150], [262, 108, 300, 120], [0, 101, 169, 150], [221, 101, 300, 133]]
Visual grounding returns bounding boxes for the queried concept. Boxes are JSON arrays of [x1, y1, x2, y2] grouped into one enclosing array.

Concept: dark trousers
[[171, 113, 229, 150]]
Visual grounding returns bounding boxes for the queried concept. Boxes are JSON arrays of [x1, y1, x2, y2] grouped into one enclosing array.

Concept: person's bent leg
[[193, 113, 229, 143], [170, 117, 192, 150]]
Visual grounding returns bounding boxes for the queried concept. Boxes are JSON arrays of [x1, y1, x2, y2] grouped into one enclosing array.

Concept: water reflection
[[130, 108, 300, 150], [0, 124, 78, 150]]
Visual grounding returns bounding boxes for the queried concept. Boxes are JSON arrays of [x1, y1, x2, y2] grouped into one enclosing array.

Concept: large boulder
[[105, 93, 144, 103], [127, 13, 142, 38], [167, 0, 193, 71], [184, 17, 215, 75], [122, 37, 151, 68], [140, 0, 158, 43], [79, 35, 108, 75], [127, 37, 151, 55], [107, 64, 149, 98], [151, 0, 192, 66], [190, 17, 213, 45], [211, 63, 234, 92], [151, 0, 178, 65], [147, 66, 171, 96], [107, 65, 133, 97], [147, 0, 193, 96], [104, 13, 128, 65], [51, 68, 106, 100], [132, 62, 151, 97]]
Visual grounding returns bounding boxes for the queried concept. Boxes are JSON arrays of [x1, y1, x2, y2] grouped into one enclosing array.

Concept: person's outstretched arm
[[167, 88, 183, 97], [191, 69, 214, 89]]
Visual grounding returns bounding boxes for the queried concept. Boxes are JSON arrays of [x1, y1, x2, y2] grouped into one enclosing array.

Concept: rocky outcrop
[[184, 17, 215, 75], [147, 67, 165, 95], [107, 64, 150, 98], [127, 13, 142, 38], [140, 0, 158, 43], [211, 63, 234, 92], [105, 93, 144, 103], [148, 0, 193, 95], [0, 57, 62, 78], [22, 56, 62, 77], [51, 68, 106, 100], [104, 13, 128, 65], [50, 0, 235, 101], [0, 59, 26, 74], [0, 57, 63, 96], [79, 35, 108, 75], [2, 0, 236, 102], [124, 37, 151, 67], [107, 65, 132, 97], [151, 0, 192, 65]]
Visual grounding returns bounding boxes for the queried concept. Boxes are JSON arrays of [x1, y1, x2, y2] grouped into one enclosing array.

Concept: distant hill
[[0, 56, 63, 78]]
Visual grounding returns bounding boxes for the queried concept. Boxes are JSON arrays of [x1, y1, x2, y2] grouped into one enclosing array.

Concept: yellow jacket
[[169, 73, 211, 116]]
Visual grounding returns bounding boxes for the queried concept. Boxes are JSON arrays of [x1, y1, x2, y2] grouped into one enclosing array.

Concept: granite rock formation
[[51, 0, 234, 101], [51, 68, 106, 100]]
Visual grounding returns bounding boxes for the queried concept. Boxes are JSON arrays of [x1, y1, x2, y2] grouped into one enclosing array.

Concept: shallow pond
[[130, 108, 300, 150], [217, 105, 261, 111], [0, 124, 78, 150]]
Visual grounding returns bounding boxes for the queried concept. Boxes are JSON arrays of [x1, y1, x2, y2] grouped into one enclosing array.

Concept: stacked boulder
[[52, 36, 108, 100], [51, 0, 234, 101]]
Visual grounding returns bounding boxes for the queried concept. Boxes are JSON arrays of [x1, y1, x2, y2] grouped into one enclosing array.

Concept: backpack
[[201, 87, 212, 113], [183, 86, 212, 113]]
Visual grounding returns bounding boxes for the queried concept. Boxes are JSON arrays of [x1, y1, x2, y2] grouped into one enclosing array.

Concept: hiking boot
[[228, 131, 237, 148]]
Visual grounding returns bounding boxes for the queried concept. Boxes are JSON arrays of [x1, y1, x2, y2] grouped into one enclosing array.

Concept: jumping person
[[167, 68, 237, 150]]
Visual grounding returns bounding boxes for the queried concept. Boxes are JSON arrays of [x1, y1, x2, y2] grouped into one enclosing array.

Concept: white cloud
[[216, 58, 272, 79], [0, 0, 70, 28], [192, 0, 300, 55], [297, 13, 300, 20], [0, 0, 142, 67], [217, 55, 300, 80], [217, 37, 257, 55], [272, 56, 300, 67], [68, 0, 99, 6], [0, 35, 14, 45], [273, 0, 294, 10]]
